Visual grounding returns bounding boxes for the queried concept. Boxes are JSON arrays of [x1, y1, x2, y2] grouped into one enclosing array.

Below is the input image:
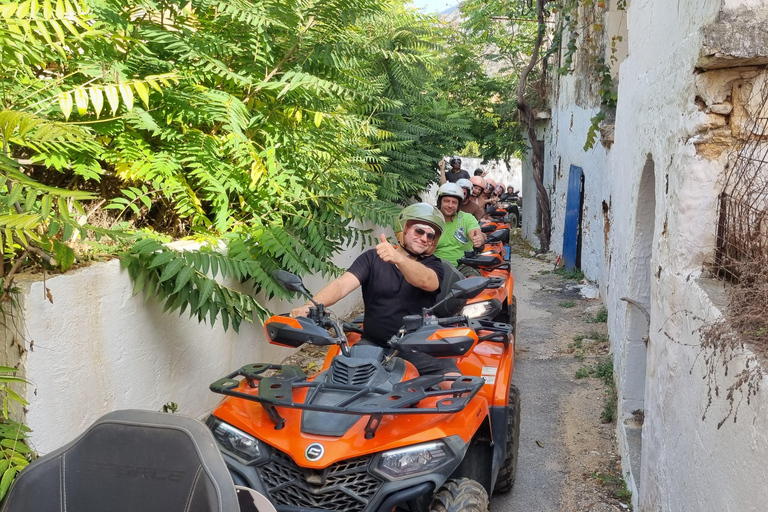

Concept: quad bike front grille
[[330, 360, 377, 386], [260, 450, 383, 512]]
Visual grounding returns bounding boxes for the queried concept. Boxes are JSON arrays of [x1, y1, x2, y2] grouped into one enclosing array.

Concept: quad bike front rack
[[210, 363, 485, 438]]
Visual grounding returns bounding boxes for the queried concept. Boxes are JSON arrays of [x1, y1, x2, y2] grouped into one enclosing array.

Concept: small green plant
[[593, 471, 632, 508], [568, 337, 585, 361], [559, 300, 577, 308], [161, 401, 179, 414], [540, 270, 551, 275], [575, 356, 616, 423], [554, 266, 585, 281], [573, 331, 609, 343], [586, 306, 608, 323], [0, 366, 34, 501]]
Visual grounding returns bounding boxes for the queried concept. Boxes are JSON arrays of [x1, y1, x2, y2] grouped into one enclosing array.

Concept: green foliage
[[161, 401, 178, 414], [573, 330, 609, 343], [559, 300, 576, 308], [0, 0, 489, 330], [438, 0, 536, 161], [575, 356, 616, 423], [554, 266, 584, 281], [0, 366, 34, 502], [592, 471, 632, 507], [586, 306, 608, 323]]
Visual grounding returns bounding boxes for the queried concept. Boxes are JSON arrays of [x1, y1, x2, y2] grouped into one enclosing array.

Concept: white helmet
[[456, 178, 473, 192], [437, 182, 465, 207]]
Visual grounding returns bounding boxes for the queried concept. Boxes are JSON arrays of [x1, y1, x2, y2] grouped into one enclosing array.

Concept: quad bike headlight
[[373, 441, 454, 480], [461, 299, 501, 319], [209, 417, 266, 465]]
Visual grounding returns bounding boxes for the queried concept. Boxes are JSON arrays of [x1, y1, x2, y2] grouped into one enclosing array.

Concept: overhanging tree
[[0, 0, 476, 330]]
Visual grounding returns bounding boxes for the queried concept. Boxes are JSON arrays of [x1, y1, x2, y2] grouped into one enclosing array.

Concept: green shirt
[[434, 211, 480, 266]]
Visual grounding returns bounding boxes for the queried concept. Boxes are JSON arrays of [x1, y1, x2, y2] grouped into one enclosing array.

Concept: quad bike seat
[[432, 259, 467, 317], [1, 409, 240, 512], [458, 252, 506, 269], [486, 228, 509, 244], [480, 224, 496, 233]]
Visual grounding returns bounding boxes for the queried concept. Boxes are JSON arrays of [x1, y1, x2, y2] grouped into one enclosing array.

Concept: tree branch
[[516, 0, 552, 251]]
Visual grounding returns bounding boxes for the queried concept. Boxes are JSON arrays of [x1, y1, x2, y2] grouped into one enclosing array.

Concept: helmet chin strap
[[400, 239, 429, 259]]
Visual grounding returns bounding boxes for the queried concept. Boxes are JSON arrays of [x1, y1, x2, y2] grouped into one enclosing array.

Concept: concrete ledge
[[699, 8, 768, 70]]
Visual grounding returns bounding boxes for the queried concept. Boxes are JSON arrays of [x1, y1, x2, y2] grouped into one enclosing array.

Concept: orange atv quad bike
[[207, 272, 520, 512], [456, 246, 516, 336], [453, 211, 516, 330]]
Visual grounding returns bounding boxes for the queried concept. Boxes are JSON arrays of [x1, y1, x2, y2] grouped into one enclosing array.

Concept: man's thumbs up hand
[[376, 233, 402, 264]]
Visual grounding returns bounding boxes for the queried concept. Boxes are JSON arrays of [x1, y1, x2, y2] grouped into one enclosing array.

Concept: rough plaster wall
[[538, 0, 768, 508], [603, 0, 768, 510], [642, 278, 768, 511], [541, 100, 607, 283], [520, 146, 537, 243], [18, 232, 380, 454], [521, 123, 549, 248]]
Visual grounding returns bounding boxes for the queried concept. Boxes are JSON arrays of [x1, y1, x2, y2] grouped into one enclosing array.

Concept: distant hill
[[440, 4, 459, 16]]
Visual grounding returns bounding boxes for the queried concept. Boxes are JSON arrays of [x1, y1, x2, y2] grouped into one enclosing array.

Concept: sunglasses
[[410, 225, 437, 241]]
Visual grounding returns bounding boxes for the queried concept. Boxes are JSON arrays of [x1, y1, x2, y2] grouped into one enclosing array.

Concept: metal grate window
[[714, 73, 768, 281], [330, 360, 377, 386]]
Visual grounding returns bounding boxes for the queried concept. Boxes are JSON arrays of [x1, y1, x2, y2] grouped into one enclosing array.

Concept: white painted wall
[[540, 102, 608, 282], [535, 0, 768, 509], [452, 156, 522, 193], [17, 230, 387, 455]]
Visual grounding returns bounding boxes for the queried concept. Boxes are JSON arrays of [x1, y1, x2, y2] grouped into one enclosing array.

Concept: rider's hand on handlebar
[[290, 303, 311, 318], [376, 234, 403, 265]]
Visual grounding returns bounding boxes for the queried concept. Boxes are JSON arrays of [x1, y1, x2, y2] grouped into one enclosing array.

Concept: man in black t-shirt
[[439, 156, 471, 184], [291, 204, 458, 375]]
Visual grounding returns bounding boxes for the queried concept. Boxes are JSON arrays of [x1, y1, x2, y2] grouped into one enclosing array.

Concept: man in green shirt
[[433, 183, 485, 276]]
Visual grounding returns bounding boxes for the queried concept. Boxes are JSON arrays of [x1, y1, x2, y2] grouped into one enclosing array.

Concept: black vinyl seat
[[432, 259, 466, 317], [486, 228, 509, 244], [1, 409, 240, 512]]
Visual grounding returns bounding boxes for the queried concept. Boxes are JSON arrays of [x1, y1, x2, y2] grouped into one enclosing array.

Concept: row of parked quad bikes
[[2, 204, 521, 512]]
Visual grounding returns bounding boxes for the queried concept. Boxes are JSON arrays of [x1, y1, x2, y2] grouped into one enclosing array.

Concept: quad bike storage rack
[[210, 363, 485, 438]]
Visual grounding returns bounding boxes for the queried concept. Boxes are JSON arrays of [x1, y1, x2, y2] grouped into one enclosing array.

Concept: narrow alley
[[283, 237, 632, 511], [490, 246, 628, 512]]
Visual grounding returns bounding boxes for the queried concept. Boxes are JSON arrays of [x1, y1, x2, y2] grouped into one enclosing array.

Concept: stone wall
[[533, 0, 768, 509]]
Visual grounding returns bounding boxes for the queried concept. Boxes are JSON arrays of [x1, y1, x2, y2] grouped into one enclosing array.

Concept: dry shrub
[[699, 258, 768, 428]]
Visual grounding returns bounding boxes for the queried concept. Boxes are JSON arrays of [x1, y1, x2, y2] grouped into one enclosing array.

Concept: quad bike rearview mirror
[[272, 270, 323, 311], [427, 276, 490, 315], [272, 270, 307, 293]]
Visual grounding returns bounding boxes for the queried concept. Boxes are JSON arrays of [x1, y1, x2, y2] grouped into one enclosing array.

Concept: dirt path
[[491, 242, 630, 512]]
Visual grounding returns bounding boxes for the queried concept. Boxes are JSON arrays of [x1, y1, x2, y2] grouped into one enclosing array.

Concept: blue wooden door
[[563, 165, 583, 270]]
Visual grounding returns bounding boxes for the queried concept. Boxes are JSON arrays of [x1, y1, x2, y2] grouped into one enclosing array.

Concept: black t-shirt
[[347, 249, 445, 345], [500, 193, 518, 202], [445, 169, 471, 183]]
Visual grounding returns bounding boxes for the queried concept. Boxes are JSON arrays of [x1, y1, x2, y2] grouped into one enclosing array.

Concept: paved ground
[[491, 249, 629, 512]]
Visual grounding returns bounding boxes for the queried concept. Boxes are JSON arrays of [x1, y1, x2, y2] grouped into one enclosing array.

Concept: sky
[[407, 0, 458, 15]]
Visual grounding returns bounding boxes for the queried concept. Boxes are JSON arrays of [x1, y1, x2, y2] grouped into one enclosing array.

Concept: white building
[[522, 0, 768, 510]]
